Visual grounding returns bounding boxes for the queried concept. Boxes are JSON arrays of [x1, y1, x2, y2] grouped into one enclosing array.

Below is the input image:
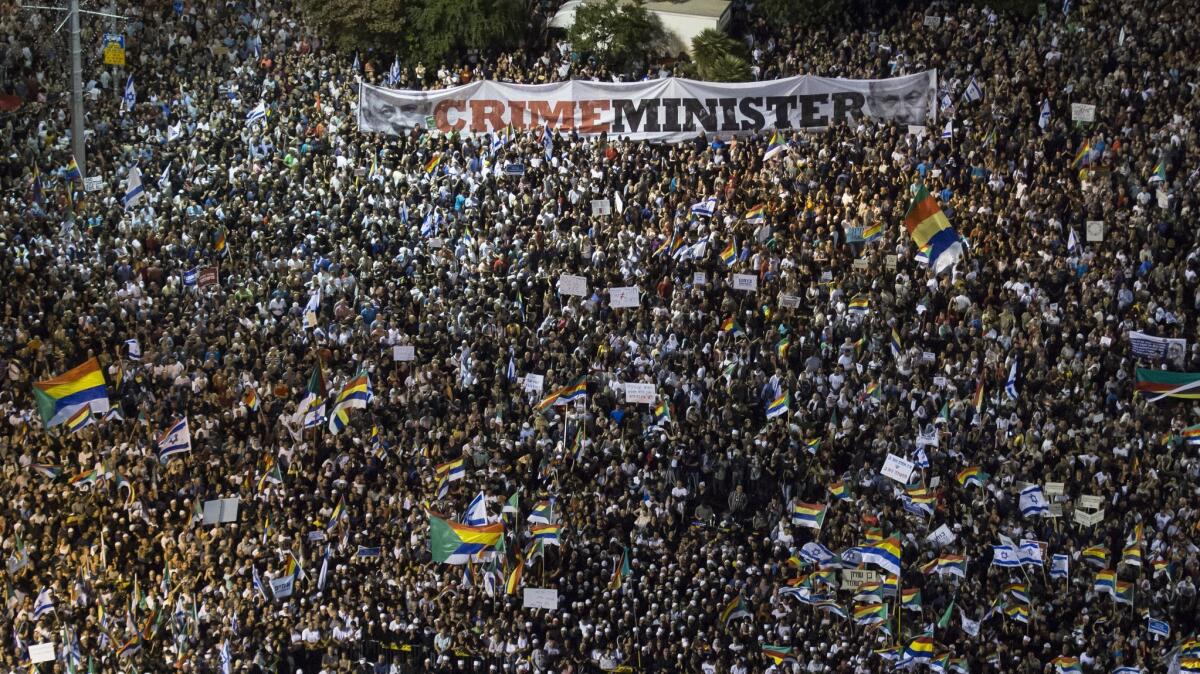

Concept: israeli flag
[[1018, 485, 1048, 518], [252, 565, 268, 600], [220, 639, 232, 674], [121, 75, 136, 115], [962, 76, 984, 103], [1018, 540, 1043, 567], [33, 587, 54, 620], [542, 125, 553, 161], [1050, 553, 1069, 579], [690, 197, 717, 217], [799, 541, 838, 566], [1038, 99, 1051, 130], [123, 166, 145, 210], [463, 491, 488, 526], [388, 58, 401, 86], [125, 338, 142, 361], [506, 354, 516, 382], [246, 101, 268, 125], [913, 446, 930, 470], [941, 120, 953, 139], [1005, 359, 1019, 400], [157, 416, 193, 463], [158, 162, 172, 191], [352, 52, 360, 73], [317, 546, 330, 591], [991, 544, 1022, 567], [305, 288, 321, 315]]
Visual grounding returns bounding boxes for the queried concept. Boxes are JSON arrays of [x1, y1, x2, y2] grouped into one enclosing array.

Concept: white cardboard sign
[[778, 294, 801, 309], [28, 644, 55, 664], [202, 498, 240, 525], [1086, 221, 1104, 242], [558, 274, 588, 297], [1070, 103, 1096, 122], [1074, 508, 1104, 527], [609, 286, 640, 308], [693, 272, 707, 285], [881, 453, 915, 484], [927, 524, 957, 548], [840, 569, 881, 589], [523, 374, 545, 395], [590, 199, 611, 216], [393, 345, 415, 361], [732, 274, 758, 292], [523, 588, 558, 610], [624, 383, 657, 404]]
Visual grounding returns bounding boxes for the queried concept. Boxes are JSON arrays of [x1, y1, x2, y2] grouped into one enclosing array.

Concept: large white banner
[[358, 71, 936, 142]]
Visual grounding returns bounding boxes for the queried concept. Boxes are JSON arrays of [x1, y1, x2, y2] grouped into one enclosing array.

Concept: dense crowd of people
[[1, 0, 1200, 672]]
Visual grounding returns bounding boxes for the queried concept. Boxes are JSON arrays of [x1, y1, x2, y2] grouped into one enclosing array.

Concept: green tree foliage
[[409, 0, 526, 63], [298, 0, 527, 61], [690, 28, 749, 81], [569, 0, 665, 71], [752, 0, 843, 26], [705, 53, 752, 82], [298, 0, 413, 53]]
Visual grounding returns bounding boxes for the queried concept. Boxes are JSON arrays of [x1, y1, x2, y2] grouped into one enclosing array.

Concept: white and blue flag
[[123, 166, 145, 210], [1019, 484, 1048, 518], [157, 416, 192, 463], [246, 101, 268, 125], [121, 75, 136, 115]]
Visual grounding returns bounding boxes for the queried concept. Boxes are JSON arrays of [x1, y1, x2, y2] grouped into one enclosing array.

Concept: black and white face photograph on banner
[[0, 0, 1198, 673]]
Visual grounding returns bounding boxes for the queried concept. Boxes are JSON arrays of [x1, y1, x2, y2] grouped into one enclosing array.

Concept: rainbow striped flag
[[853, 602, 887, 625], [65, 406, 94, 434], [428, 513, 503, 564], [763, 131, 786, 160], [1082, 545, 1108, 567], [744, 204, 765, 224], [761, 645, 795, 664], [1182, 423, 1200, 445], [719, 238, 737, 266], [33, 357, 110, 428], [1051, 656, 1082, 674], [720, 317, 744, 336], [531, 524, 561, 545], [901, 587, 922, 610], [765, 391, 790, 419], [609, 547, 631, 590], [828, 481, 850, 501], [848, 294, 870, 314], [863, 223, 882, 243], [790, 502, 826, 530], [424, 152, 442, 174], [972, 379, 985, 413], [720, 594, 751, 625], [956, 466, 987, 489], [904, 186, 963, 274], [506, 557, 524, 595], [1093, 569, 1116, 594], [776, 335, 791, 358]]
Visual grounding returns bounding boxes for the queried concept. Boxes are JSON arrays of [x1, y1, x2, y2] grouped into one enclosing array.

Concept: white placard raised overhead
[[609, 286, 640, 309], [880, 453, 915, 484], [1070, 103, 1097, 122], [1044, 482, 1065, 497], [1077, 495, 1104, 510], [840, 569, 881, 589], [1086, 221, 1104, 242], [732, 274, 758, 292], [28, 644, 55, 664], [778, 294, 800, 309], [523, 588, 559, 610], [1074, 508, 1104, 527], [203, 498, 240, 525], [922, 15, 942, 27], [523, 374, 545, 395], [393, 345, 416, 362], [926, 524, 957, 548], [557, 274, 588, 297], [624, 383, 657, 404], [590, 198, 611, 216], [83, 176, 104, 192], [693, 272, 707, 286]]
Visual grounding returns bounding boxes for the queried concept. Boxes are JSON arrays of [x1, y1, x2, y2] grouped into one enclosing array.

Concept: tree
[[569, 0, 665, 72], [298, 0, 413, 53], [705, 53, 752, 82], [298, 0, 529, 60], [409, 0, 527, 63], [752, 0, 843, 26], [690, 28, 747, 81]]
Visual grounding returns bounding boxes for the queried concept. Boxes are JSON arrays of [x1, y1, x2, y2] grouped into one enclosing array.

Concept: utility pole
[[21, 2, 127, 181], [68, 0, 86, 178]]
